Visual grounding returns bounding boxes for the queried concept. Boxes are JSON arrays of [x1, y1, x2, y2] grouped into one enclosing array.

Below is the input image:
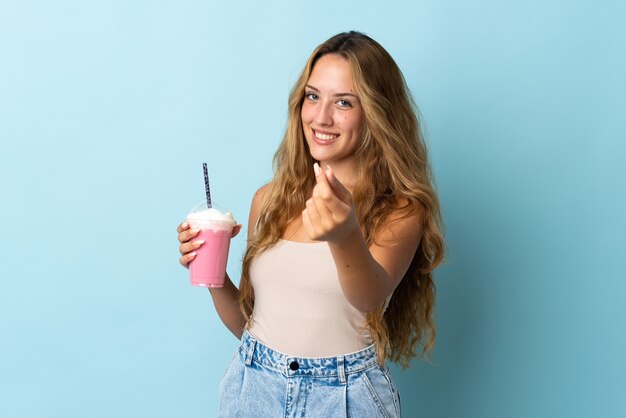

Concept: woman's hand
[[302, 163, 360, 243], [177, 222, 242, 268]]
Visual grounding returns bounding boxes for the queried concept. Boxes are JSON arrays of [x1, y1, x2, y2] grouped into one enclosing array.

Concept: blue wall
[[1, 1, 624, 417]]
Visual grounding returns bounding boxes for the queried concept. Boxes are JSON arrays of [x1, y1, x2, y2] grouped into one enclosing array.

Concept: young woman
[[177, 31, 444, 417]]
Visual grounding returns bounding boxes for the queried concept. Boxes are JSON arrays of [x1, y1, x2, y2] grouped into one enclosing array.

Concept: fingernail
[[190, 252, 197, 257], [195, 240, 205, 245], [190, 228, 200, 234], [182, 222, 189, 228], [314, 163, 321, 176]]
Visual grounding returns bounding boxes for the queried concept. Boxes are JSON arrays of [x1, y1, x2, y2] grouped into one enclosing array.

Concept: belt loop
[[337, 355, 346, 385], [245, 337, 256, 367]]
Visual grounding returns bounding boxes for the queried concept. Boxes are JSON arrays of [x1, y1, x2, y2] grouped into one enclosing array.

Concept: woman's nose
[[314, 102, 333, 126]]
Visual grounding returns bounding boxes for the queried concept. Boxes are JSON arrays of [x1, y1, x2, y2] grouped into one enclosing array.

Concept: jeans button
[[289, 361, 299, 371]]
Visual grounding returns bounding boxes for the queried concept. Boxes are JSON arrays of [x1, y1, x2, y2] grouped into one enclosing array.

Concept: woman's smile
[[312, 128, 340, 144]]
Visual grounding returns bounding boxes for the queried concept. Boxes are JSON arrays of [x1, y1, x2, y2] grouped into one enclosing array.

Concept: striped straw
[[203, 163, 212, 208]]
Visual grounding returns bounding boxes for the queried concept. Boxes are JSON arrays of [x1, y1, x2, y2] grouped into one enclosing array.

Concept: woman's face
[[301, 54, 364, 169]]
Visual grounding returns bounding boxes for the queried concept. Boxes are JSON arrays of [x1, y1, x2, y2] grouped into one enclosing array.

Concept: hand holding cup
[[177, 222, 242, 269]]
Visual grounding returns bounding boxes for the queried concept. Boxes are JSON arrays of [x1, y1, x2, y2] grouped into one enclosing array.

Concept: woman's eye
[[337, 99, 352, 108], [305, 92, 319, 100]]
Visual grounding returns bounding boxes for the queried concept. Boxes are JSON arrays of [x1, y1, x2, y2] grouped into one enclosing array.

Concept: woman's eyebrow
[[305, 84, 359, 98]]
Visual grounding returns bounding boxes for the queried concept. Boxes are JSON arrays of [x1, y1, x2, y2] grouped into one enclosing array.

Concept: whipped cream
[[186, 208, 236, 225]]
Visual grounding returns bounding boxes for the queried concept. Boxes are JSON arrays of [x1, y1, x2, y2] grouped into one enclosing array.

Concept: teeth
[[314, 131, 338, 141]]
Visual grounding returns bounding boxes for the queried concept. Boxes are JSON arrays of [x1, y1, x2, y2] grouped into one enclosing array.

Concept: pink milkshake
[[186, 207, 236, 287]]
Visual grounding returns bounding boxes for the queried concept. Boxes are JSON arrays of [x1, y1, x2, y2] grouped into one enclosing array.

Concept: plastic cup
[[185, 204, 236, 287]]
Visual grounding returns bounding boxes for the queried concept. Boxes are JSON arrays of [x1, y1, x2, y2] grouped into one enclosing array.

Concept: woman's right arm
[[177, 184, 269, 339]]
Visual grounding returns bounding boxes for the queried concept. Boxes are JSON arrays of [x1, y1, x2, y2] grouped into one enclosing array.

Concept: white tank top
[[248, 239, 373, 357]]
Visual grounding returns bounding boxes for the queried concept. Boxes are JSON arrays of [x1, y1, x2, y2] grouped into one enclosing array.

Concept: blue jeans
[[218, 330, 401, 417]]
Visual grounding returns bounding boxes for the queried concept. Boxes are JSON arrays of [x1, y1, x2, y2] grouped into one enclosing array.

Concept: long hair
[[239, 31, 444, 367]]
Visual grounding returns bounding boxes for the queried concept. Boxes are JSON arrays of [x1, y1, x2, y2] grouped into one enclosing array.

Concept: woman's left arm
[[302, 164, 423, 313]]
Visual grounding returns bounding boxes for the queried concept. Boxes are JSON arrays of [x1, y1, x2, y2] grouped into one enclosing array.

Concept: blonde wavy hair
[[239, 31, 444, 367]]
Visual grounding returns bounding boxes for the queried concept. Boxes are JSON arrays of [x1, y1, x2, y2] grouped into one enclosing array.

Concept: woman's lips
[[312, 129, 339, 145]]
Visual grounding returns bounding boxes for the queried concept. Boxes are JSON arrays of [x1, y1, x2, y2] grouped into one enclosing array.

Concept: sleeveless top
[[247, 239, 373, 357]]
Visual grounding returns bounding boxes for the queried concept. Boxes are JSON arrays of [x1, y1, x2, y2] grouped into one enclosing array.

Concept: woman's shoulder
[[247, 183, 274, 238], [252, 182, 273, 207], [375, 196, 425, 240]]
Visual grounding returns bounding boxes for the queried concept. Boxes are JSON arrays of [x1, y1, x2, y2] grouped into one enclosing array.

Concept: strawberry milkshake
[[186, 207, 236, 287]]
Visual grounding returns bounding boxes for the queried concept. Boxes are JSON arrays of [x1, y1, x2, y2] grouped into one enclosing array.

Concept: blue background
[[1, 1, 624, 417]]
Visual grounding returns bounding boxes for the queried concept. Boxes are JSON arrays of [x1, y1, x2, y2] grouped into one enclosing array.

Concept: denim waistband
[[240, 330, 379, 383]]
